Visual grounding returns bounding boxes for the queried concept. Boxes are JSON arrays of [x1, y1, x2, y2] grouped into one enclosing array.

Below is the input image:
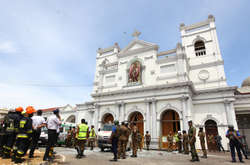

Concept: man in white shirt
[[29, 110, 46, 158], [43, 109, 61, 161]]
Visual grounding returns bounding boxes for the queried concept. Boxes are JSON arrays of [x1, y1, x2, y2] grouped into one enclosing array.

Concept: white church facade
[[73, 15, 250, 150]]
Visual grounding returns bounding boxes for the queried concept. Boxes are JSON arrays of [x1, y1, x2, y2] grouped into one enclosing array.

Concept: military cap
[[114, 120, 119, 125], [188, 120, 192, 123]]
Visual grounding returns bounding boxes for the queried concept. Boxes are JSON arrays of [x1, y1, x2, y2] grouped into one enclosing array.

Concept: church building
[[76, 15, 250, 150]]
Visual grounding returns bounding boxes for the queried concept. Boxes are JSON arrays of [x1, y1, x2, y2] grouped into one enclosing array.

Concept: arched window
[[194, 40, 206, 56]]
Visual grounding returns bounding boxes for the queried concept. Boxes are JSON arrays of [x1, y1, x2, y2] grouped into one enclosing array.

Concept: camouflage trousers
[[200, 141, 207, 157], [190, 141, 198, 160], [118, 140, 127, 159], [168, 142, 173, 152], [132, 140, 138, 156], [183, 141, 189, 154], [89, 138, 95, 150]]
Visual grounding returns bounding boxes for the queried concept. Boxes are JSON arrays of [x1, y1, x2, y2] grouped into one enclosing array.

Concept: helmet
[[26, 106, 36, 114], [16, 107, 24, 112], [8, 108, 16, 112], [114, 120, 119, 125]]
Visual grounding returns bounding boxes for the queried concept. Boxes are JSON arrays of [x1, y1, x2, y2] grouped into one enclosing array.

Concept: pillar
[[119, 102, 126, 122], [181, 96, 189, 131], [152, 98, 157, 139]]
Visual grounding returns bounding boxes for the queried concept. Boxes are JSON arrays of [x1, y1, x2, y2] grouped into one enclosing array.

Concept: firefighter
[[13, 106, 35, 163], [2, 107, 22, 159], [0, 120, 6, 157]]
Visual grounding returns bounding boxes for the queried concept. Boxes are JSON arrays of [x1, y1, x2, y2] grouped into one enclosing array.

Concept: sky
[[0, 0, 250, 109]]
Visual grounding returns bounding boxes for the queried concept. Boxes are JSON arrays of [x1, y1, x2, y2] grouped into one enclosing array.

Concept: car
[[97, 124, 131, 151], [38, 127, 48, 146], [97, 124, 113, 151]]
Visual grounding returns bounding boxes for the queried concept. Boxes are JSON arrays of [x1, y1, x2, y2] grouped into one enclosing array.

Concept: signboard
[[162, 136, 167, 143]]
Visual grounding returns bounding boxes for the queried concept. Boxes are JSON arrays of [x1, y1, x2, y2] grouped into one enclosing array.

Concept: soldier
[[177, 131, 183, 153], [118, 122, 129, 159], [125, 122, 131, 150], [198, 127, 207, 158], [208, 134, 215, 152], [188, 120, 199, 162], [131, 123, 139, 157], [14, 106, 35, 163], [76, 119, 89, 158], [226, 125, 244, 163], [214, 134, 225, 152], [138, 131, 142, 151], [72, 127, 76, 147], [145, 131, 151, 151], [66, 127, 72, 147], [89, 125, 96, 150], [167, 131, 173, 152], [110, 120, 119, 161], [239, 135, 248, 160], [182, 130, 189, 154]]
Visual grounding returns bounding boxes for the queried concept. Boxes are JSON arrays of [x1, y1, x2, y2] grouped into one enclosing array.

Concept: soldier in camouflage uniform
[[131, 123, 139, 157], [198, 127, 207, 158], [188, 120, 199, 162], [182, 130, 189, 154], [137, 132, 142, 151], [118, 122, 129, 159], [125, 123, 131, 150], [167, 131, 173, 152]]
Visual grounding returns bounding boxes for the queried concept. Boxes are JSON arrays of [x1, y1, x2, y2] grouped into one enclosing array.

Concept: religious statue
[[128, 61, 141, 83]]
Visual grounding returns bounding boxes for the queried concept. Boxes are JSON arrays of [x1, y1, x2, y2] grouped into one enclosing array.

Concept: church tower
[[180, 15, 227, 90]]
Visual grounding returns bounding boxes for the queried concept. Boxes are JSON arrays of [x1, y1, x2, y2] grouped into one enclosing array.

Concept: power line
[[0, 82, 93, 88]]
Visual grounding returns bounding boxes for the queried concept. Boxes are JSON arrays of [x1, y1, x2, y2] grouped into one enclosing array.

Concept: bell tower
[[180, 15, 227, 89]]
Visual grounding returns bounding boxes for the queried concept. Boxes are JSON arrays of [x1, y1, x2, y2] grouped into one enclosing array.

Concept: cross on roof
[[132, 29, 141, 39]]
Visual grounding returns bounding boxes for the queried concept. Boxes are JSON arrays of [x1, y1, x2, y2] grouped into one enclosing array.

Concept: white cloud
[[0, 41, 17, 53]]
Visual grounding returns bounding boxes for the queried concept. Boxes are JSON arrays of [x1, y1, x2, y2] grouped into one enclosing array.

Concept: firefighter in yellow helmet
[[76, 119, 89, 158], [13, 106, 36, 163]]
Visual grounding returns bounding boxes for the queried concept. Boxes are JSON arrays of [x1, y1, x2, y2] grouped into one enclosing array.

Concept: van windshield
[[102, 125, 113, 131]]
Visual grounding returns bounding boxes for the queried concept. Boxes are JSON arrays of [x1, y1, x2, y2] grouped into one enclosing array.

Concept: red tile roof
[[39, 107, 61, 112]]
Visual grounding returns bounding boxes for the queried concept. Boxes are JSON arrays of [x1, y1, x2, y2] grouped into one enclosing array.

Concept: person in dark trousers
[[43, 109, 61, 161], [14, 106, 35, 163], [110, 120, 119, 161], [226, 125, 244, 163], [29, 110, 46, 158], [2, 107, 22, 159], [214, 134, 225, 152], [239, 134, 248, 159], [0, 120, 6, 157]]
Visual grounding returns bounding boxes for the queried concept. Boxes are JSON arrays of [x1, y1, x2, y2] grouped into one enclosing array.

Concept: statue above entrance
[[128, 61, 141, 84]]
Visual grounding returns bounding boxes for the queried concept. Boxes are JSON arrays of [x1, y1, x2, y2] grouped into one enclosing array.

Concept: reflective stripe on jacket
[[89, 128, 96, 138], [78, 124, 88, 140]]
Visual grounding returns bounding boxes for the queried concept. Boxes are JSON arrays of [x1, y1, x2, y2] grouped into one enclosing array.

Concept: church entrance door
[[129, 111, 144, 136], [102, 113, 114, 124], [161, 110, 180, 149], [205, 120, 218, 152]]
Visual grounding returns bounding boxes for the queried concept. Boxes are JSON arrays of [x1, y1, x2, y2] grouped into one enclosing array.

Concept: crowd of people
[[0, 107, 249, 164], [0, 106, 45, 163]]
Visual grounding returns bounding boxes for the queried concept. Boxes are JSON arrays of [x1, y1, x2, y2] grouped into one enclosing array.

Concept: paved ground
[[53, 147, 250, 165], [1, 147, 249, 164]]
